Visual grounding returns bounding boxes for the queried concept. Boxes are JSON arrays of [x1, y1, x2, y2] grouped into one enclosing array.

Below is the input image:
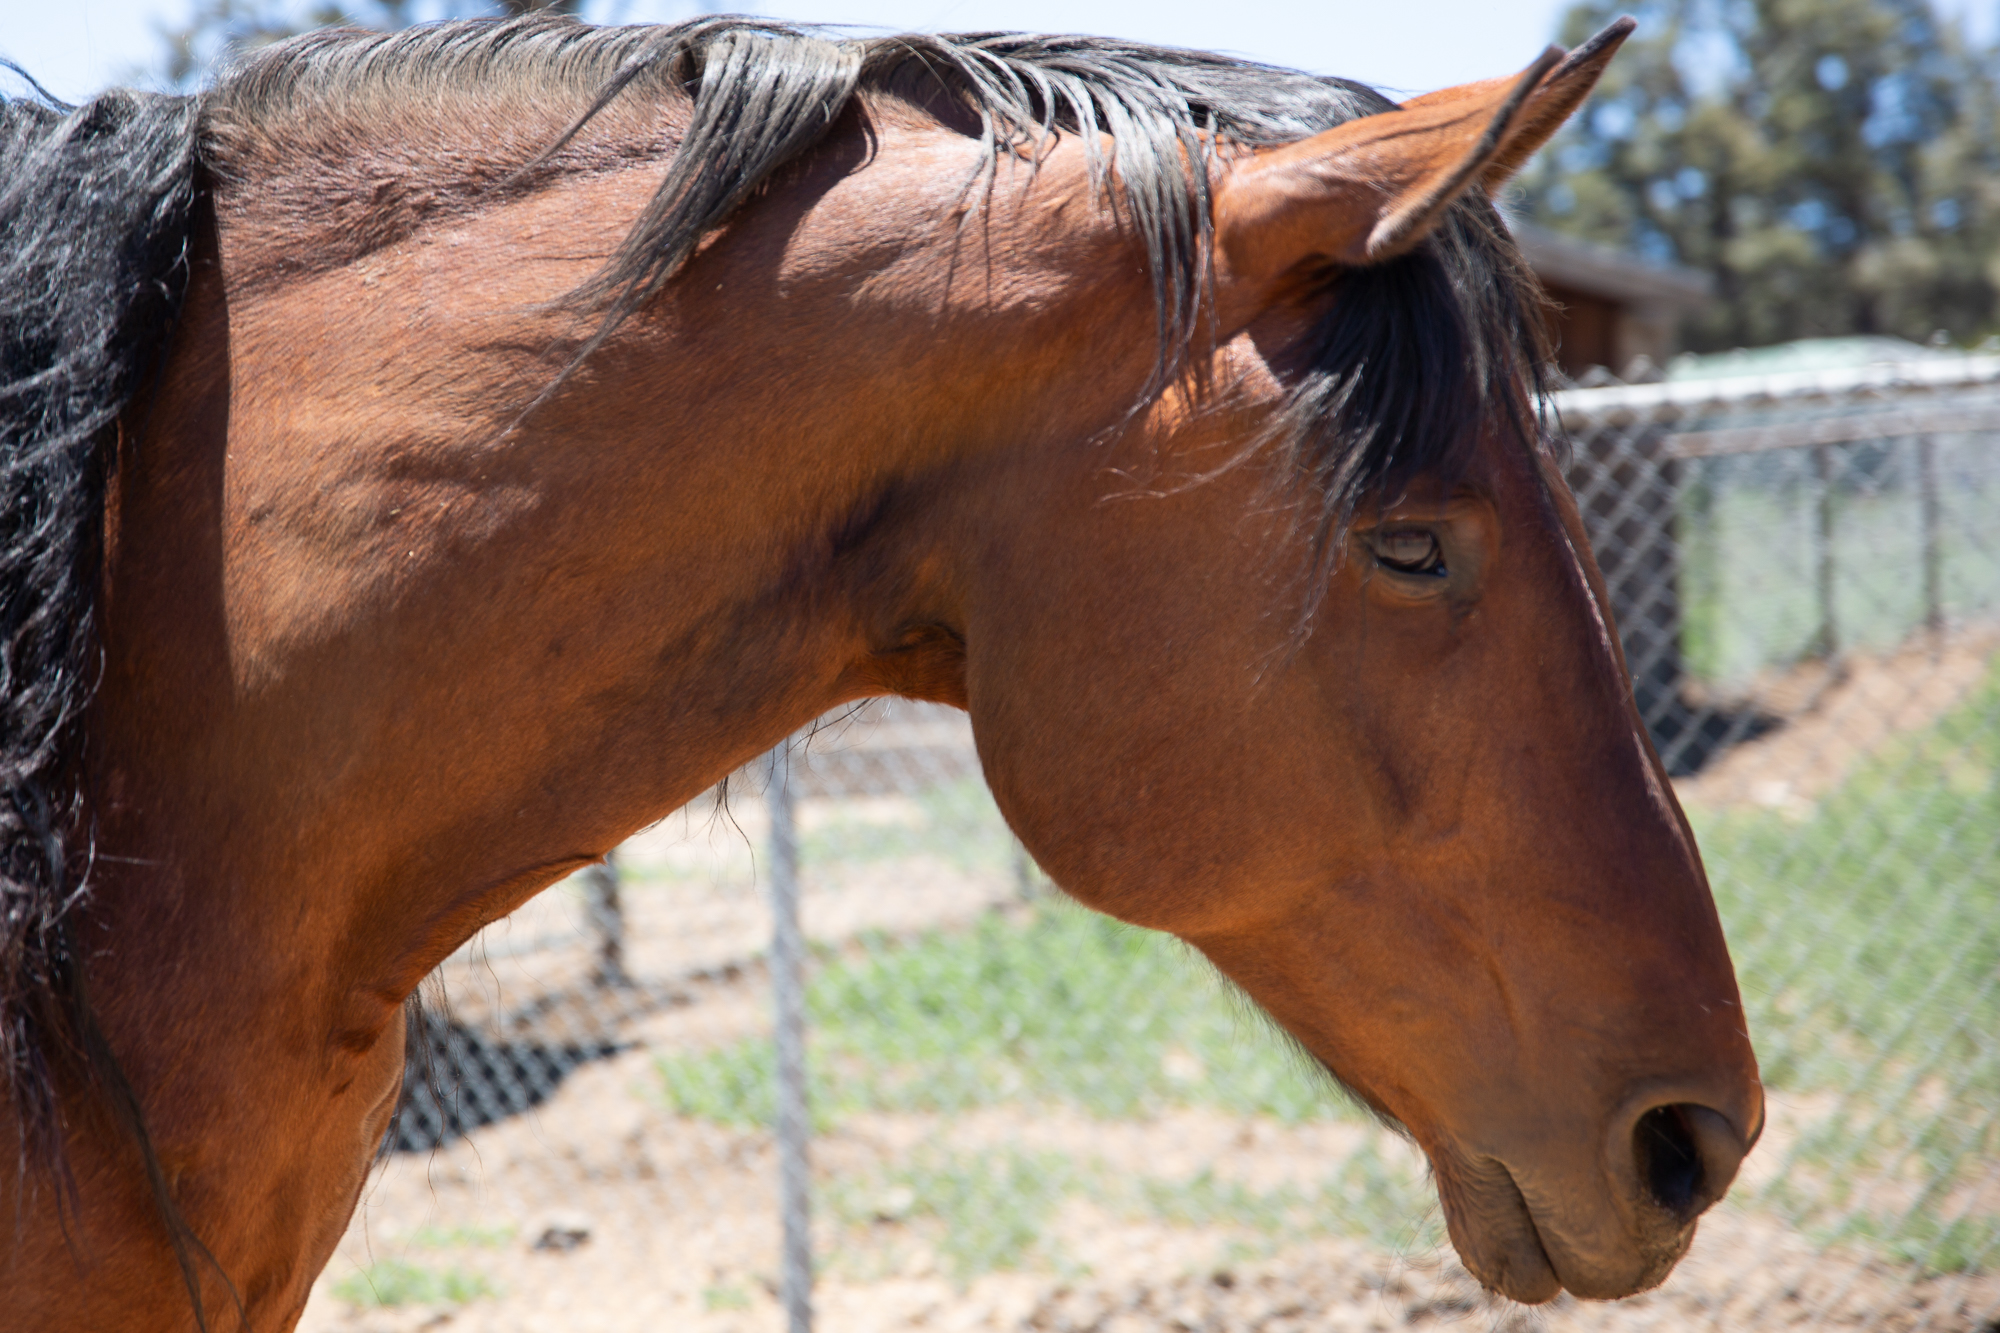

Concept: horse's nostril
[[1633, 1103, 1746, 1220], [1635, 1105, 1701, 1215]]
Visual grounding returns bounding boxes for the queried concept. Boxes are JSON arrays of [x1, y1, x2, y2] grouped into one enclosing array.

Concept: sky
[[8, 0, 1583, 105], [8, 0, 1999, 109]]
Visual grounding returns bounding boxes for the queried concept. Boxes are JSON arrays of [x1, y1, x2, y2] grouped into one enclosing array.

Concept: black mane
[[0, 8, 1546, 1174], [0, 84, 199, 1149]]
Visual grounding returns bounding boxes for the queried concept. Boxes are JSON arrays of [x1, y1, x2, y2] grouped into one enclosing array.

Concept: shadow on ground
[[388, 1009, 623, 1153], [1648, 695, 1786, 776]]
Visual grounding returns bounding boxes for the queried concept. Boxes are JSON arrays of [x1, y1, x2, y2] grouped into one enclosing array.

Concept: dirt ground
[[296, 638, 2000, 1332], [298, 1036, 2000, 1332], [1674, 625, 2000, 815]]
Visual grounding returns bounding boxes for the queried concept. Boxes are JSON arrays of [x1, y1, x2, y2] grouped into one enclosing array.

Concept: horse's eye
[[1374, 528, 1446, 576]]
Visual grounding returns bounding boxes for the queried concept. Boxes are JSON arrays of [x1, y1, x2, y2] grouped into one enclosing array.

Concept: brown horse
[[0, 14, 1760, 1329]]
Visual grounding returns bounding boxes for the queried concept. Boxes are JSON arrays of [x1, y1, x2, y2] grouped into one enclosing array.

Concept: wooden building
[[1513, 224, 1712, 381]]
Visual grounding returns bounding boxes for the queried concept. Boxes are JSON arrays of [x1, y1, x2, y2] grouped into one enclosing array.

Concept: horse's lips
[[1432, 1150, 1697, 1304], [1433, 1156, 1565, 1304]]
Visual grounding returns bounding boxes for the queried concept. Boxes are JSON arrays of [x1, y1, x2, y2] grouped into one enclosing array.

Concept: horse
[[0, 14, 1762, 1328]]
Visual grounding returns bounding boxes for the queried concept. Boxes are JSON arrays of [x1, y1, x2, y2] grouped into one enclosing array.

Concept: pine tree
[[1513, 0, 2000, 349]]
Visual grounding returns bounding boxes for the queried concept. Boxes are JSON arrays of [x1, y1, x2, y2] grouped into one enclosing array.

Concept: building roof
[[1554, 345, 2000, 415], [1510, 224, 1712, 311]]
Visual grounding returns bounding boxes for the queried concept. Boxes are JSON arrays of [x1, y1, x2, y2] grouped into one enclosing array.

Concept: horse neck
[[89, 118, 1156, 1021]]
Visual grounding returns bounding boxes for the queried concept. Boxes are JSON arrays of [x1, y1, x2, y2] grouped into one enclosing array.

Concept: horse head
[[938, 20, 1762, 1302]]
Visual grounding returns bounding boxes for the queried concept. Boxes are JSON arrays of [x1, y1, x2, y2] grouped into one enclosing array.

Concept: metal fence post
[[579, 850, 627, 988], [1919, 434, 1944, 641], [766, 743, 813, 1333], [1813, 442, 1839, 658]]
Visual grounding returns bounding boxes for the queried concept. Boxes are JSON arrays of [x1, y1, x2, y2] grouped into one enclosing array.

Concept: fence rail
[[304, 361, 2000, 1333]]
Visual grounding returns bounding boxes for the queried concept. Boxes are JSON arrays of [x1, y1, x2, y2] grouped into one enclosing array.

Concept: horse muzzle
[[1428, 1081, 1764, 1303]]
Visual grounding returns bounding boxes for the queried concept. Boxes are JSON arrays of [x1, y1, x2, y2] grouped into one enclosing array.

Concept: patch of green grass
[[1696, 661, 2000, 1271], [800, 775, 1015, 873], [404, 1223, 515, 1249], [829, 1149, 1078, 1281], [1679, 458, 2000, 687], [1831, 1212, 2000, 1277], [609, 774, 1013, 889], [656, 1038, 774, 1127], [701, 1283, 754, 1311], [330, 1259, 495, 1308], [824, 1144, 1440, 1284], [1700, 663, 2000, 1090], [1127, 1142, 1440, 1251], [656, 902, 1348, 1128]]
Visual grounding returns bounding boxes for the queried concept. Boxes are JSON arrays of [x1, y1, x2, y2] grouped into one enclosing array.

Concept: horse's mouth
[[1434, 1155, 1564, 1304], [1432, 1152, 1691, 1304]]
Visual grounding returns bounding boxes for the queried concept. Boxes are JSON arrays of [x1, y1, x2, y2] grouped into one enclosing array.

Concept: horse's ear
[[1212, 18, 1635, 287], [1399, 17, 1638, 191]]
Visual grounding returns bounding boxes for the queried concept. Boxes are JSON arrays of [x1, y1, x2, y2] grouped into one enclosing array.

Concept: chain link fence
[[302, 356, 2000, 1333]]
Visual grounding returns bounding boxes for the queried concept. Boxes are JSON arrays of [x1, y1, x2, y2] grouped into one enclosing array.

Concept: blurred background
[[7, 2, 2000, 1330]]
